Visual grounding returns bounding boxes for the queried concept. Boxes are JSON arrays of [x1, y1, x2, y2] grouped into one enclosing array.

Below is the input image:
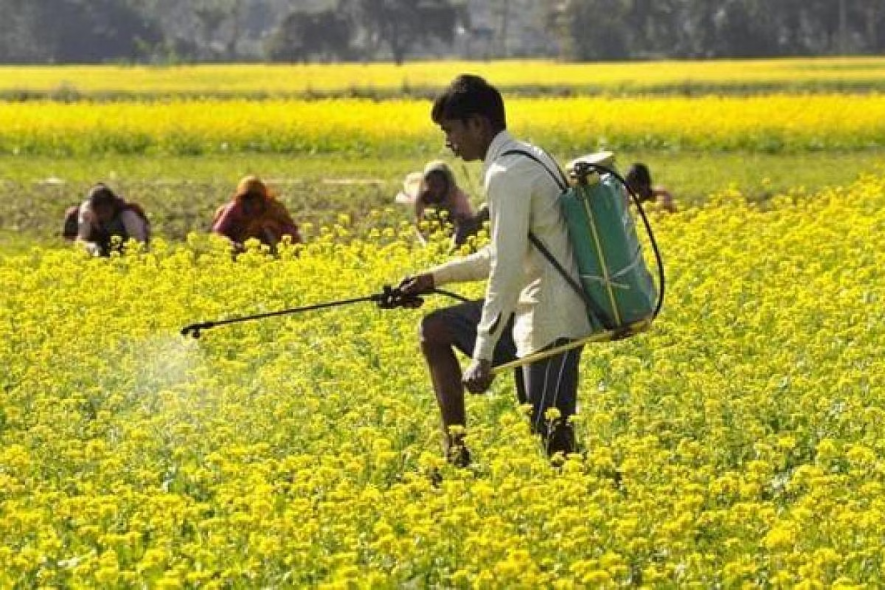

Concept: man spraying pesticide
[[180, 75, 662, 466], [399, 75, 664, 466]]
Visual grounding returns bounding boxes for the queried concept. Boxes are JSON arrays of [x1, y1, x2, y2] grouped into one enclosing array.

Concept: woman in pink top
[[211, 176, 302, 252]]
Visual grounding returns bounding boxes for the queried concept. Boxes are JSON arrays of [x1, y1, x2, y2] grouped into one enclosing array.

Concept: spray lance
[[180, 284, 469, 339]]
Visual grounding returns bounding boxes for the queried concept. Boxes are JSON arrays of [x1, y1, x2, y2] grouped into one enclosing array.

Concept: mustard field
[[3, 94, 885, 157], [2, 57, 885, 587], [1, 176, 884, 587], [3, 57, 885, 98]]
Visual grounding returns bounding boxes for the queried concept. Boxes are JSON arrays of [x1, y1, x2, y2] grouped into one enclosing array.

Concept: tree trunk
[[226, 0, 244, 60], [838, 0, 848, 54], [498, 0, 511, 58], [866, 2, 881, 52], [389, 18, 404, 65]]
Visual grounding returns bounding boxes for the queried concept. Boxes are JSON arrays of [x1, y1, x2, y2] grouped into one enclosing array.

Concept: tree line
[[554, 0, 885, 60], [1, 0, 882, 64]]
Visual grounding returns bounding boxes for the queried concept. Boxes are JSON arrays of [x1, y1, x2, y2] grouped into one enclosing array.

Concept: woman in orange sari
[[212, 176, 302, 249]]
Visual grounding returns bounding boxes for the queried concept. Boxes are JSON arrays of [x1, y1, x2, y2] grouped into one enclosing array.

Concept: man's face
[[439, 116, 485, 162]]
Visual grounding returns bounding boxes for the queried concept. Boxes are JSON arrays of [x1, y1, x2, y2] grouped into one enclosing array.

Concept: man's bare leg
[[419, 314, 470, 466]]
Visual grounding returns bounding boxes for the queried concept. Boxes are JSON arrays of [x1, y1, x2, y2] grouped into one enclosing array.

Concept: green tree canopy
[[356, 0, 459, 64], [549, 0, 885, 60], [266, 9, 353, 62], [0, 0, 161, 63]]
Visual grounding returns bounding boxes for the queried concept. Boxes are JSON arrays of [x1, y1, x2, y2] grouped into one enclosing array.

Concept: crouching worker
[[396, 161, 488, 248], [413, 161, 476, 247], [626, 163, 676, 213], [400, 75, 593, 466], [212, 175, 302, 251], [63, 183, 150, 256]]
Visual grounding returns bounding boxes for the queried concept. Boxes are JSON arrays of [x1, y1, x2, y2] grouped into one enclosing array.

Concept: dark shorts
[[426, 299, 584, 442]]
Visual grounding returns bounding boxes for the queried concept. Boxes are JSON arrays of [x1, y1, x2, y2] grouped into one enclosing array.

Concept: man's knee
[[418, 311, 453, 347]]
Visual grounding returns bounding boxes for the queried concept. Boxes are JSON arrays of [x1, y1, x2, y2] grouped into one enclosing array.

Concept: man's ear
[[468, 114, 494, 139], [466, 114, 485, 133]]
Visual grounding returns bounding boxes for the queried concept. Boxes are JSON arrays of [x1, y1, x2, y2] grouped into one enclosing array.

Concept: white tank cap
[[566, 151, 616, 176]]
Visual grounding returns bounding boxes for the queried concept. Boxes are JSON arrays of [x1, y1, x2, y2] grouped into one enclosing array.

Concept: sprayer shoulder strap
[[500, 149, 569, 191], [498, 149, 613, 330], [527, 230, 613, 330]]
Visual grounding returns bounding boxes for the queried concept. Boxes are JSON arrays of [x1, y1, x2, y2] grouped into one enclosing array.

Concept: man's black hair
[[431, 74, 506, 131]]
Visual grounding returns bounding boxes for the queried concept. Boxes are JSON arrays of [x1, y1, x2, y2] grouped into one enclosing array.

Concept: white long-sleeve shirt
[[77, 200, 149, 243], [429, 130, 592, 360]]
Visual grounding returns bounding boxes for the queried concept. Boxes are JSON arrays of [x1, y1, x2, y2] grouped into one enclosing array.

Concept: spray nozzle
[[181, 322, 213, 339]]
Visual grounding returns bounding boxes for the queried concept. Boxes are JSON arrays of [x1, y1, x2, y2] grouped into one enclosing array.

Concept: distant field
[[3, 94, 885, 157], [3, 57, 885, 99], [3, 61, 885, 249]]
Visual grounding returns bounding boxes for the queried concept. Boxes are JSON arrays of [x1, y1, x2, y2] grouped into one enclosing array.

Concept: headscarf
[[213, 175, 300, 244], [233, 175, 271, 204]]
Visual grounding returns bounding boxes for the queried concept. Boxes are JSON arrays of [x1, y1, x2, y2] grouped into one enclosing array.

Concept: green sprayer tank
[[563, 152, 658, 334]]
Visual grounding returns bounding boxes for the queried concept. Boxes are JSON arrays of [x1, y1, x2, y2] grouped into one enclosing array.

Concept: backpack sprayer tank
[[562, 152, 660, 335], [490, 149, 665, 375]]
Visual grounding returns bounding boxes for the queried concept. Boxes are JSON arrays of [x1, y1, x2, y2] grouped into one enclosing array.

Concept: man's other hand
[[463, 359, 494, 394]]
